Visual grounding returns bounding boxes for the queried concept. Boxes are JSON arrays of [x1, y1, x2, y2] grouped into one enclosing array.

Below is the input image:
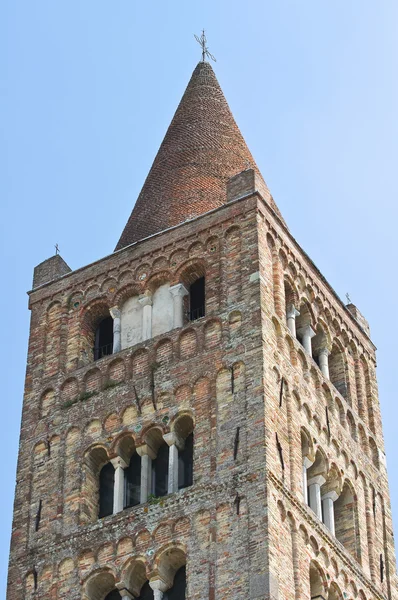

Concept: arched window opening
[[152, 442, 169, 497], [179, 433, 193, 490], [125, 452, 141, 509], [105, 591, 122, 600], [334, 482, 358, 559], [312, 326, 329, 378], [99, 462, 115, 518], [137, 582, 154, 600], [174, 415, 194, 491], [189, 277, 205, 321], [94, 316, 114, 360], [284, 280, 299, 337], [329, 345, 347, 399], [309, 562, 326, 600], [164, 566, 186, 599], [307, 450, 327, 520], [301, 429, 313, 504], [295, 303, 314, 354]]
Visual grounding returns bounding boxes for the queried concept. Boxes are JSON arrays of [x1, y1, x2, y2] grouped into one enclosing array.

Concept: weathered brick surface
[[8, 189, 398, 599]]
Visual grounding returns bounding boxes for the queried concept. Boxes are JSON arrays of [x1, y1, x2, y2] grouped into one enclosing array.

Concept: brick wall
[[7, 191, 398, 599]]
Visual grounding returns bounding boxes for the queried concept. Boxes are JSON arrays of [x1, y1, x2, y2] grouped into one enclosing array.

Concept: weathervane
[[55, 243, 60, 256], [346, 293, 351, 304], [194, 30, 216, 63]]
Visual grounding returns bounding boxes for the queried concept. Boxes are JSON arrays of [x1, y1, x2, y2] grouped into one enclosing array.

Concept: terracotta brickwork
[[7, 61, 398, 600], [115, 61, 284, 251]]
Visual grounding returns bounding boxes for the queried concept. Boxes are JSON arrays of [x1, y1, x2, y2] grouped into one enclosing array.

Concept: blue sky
[[1, 0, 398, 594]]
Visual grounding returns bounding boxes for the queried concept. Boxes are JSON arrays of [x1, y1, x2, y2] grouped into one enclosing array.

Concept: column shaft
[[169, 284, 189, 328], [140, 453, 152, 503], [110, 307, 121, 353], [168, 444, 179, 494], [307, 476, 325, 519], [113, 465, 125, 514], [318, 349, 330, 379], [142, 304, 152, 340], [322, 496, 335, 535], [287, 305, 299, 337]]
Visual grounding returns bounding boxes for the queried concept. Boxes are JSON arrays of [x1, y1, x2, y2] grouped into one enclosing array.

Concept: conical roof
[[115, 61, 283, 250]]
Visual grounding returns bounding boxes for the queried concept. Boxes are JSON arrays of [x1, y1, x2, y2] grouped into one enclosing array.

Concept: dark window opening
[[124, 453, 141, 508], [94, 316, 114, 360], [189, 277, 205, 321], [178, 433, 193, 490], [99, 462, 114, 518], [152, 443, 169, 497], [105, 591, 122, 600], [138, 582, 154, 600], [164, 566, 186, 600]]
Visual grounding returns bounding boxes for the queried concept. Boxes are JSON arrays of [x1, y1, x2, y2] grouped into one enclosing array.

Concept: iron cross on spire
[[194, 30, 216, 63], [55, 243, 60, 255]]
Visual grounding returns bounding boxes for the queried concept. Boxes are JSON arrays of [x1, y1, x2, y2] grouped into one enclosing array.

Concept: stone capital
[[308, 475, 326, 487], [322, 491, 339, 502], [116, 584, 135, 599], [318, 347, 330, 357], [169, 283, 189, 298], [109, 306, 121, 320], [163, 431, 184, 450], [149, 578, 170, 593], [298, 325, 316, 339], [139, 293, 153, 307], [136, 443, 156, 460], [303, 456, 314, 469], [287, 304, 300, 319], [111, 456, 128, 470]]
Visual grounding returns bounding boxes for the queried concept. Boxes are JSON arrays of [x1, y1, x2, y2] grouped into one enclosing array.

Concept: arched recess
[[81, 300, 113, 363], [156, 546, 187, 599], [301, 428, 315, 504], [172, 413, 194, 490], [329, 343, 348, 400], [309, 560, 327, 600], [82, 445, 112, 523], [178, 260, 206, 322], [84, 569, 118, 600], [122, 559, 153, 599], [328, 582, 344, 600], [144, 428, 169, 498], [334, 481, 360, 561]]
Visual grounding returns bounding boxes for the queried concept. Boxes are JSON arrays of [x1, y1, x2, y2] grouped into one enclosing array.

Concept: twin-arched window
[[92, 277, 205, 362], [103, 567, 186, 600], [95, 423, 194, 520]]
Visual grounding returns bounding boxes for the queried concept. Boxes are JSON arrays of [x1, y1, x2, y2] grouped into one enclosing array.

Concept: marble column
[[286, 304, 300, 337], [302, 456, 313, 504], [299, 325, 316, 355], [322, 491, 338, 535], [318, 347, 330, 379], [308, 475, 326, 520], [110, 306, 121, 353], [169, 283, 189, 328], [110, 457, 127, 514], [136, 444, 156, 503], [163, 432, 184, 494], [139, 294, 153, 341]]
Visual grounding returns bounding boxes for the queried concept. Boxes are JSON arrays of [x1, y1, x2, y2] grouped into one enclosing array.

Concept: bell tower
[[7, 58, 398, 600]]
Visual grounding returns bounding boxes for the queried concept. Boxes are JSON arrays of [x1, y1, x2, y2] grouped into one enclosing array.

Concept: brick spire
[[115, 61, 284, 250]]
